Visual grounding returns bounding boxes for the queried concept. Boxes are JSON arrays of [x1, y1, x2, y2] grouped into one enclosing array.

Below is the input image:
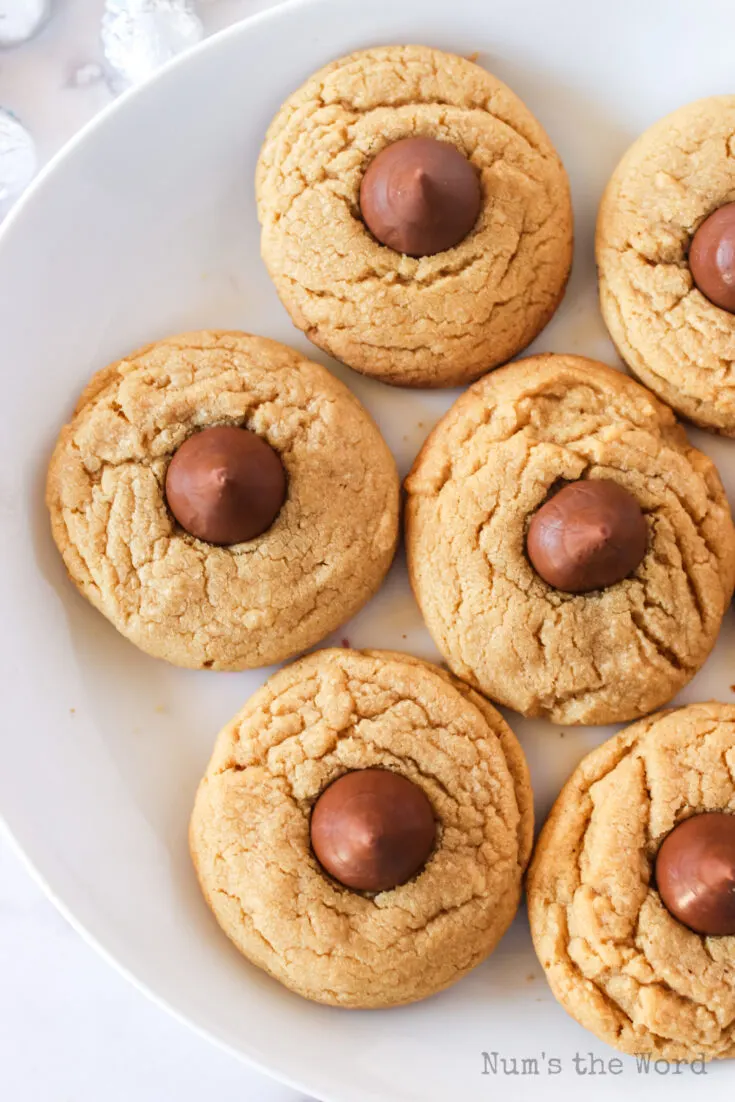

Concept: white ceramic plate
[[2, 1, 735, 1099]]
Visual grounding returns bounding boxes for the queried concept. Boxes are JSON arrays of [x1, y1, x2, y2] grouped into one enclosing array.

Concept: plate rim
[[0, 3, 365, 1099], [0, 818, 322, 1098], [0, 0, 317, 245]]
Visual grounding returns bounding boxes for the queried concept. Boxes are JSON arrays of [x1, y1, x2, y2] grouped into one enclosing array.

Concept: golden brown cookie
[[597, 96, 735, 435], [46, 331, 399, 670], [374, 649, 534, 870], [528, 702, 735, 1061], [256, 45, 573, 388], [189, 648, 533, 1008], [405, 354, 735, 726]]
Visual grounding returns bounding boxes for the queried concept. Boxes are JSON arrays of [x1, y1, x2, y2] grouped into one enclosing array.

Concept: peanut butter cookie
[[189, 648, 533, 1008], [405, 354, 735, 726], [46, 331, 399, 670], [528, 702, 735, 1061], [597, 96, 735, 435], [256, 45, 572, 387]]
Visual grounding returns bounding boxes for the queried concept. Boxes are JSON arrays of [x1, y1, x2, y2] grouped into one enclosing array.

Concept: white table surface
[[0, 2, 306, 1098]]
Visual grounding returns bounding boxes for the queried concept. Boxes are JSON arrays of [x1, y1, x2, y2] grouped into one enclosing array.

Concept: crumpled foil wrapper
[[0, 108, 37, 217], [0, 0, 50, 47], [101, 0, 204, 93]]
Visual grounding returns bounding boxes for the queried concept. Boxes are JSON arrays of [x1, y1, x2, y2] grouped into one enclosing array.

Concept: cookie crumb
[[466, 51, 480, 62], [730, 684, 735, 692], [69, 62, 103, 88], [154, 705, 166, 714], [559, 731, 565, 738], [341, 637, 350, 648], [69, 707, 75, 715], [526, 973, 536, 982], [402, 634, 407, 640]]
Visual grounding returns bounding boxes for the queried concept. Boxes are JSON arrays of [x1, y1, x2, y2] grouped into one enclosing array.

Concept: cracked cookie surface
[[189, 648, 533, 1007], [527, 702, 735, 1060], [46, 331, 399, 670], [405, 354, 735, 726], [256, 45, 572, 387], [597, 96, 735, 435]]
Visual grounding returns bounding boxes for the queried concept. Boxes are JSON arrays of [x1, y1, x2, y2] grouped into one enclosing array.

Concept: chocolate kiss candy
[[689, 202, 735, 313], [656, 812, 735, 936], [310, 769, 436, 893], [165, 425, 286, 545], [526, 480, 647, 593], [359, 136, 481, 257]]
